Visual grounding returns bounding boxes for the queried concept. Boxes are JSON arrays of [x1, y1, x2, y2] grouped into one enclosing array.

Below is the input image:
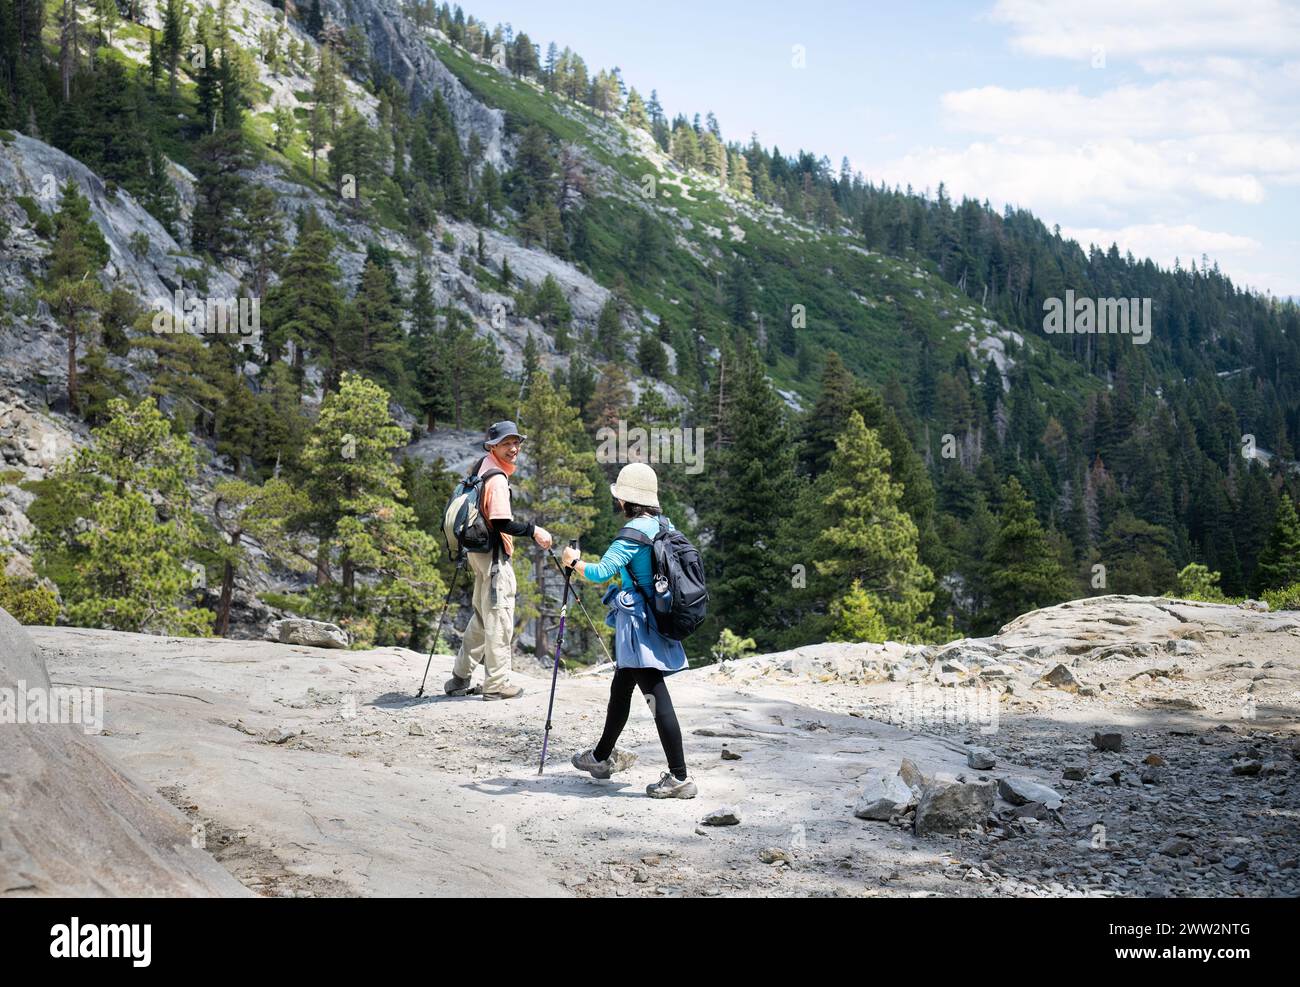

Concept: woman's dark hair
[[618, 499, 661, 519]]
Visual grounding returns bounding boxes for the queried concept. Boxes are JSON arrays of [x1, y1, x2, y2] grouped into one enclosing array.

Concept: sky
[[468, 0, 1300, 299]]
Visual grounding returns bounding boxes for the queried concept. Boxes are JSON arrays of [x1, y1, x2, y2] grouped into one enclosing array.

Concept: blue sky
[[470, 0, 1300, 298]]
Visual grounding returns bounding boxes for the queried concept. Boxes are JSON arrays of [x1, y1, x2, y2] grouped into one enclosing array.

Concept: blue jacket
[[583, 516, 688, 675]]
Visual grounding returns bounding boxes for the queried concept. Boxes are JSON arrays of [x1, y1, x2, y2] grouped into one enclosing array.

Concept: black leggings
[[593, 667, 687, 779]]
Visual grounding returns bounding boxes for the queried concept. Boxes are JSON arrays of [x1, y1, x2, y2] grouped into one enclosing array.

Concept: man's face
[[492, 437, 522, 465]]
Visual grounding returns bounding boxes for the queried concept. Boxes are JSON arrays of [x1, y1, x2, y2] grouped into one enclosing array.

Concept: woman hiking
[[560, 462, 696, 799]]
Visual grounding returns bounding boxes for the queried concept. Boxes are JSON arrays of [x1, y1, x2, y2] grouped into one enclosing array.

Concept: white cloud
[[990, 0, 1300, 61], [876, 136, 1269, 214], [1060, 222, 1260, 262], [867, 2, 1300, 295]]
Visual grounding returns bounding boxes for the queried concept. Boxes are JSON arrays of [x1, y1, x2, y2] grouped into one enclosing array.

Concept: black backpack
[[441, 459, 506, 561], [616, 516, 708, 640]]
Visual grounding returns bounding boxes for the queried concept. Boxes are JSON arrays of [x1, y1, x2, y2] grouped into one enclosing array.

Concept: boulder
[[266, 618, 349, 650], [0, 607, 248, 896], [966, 746, 997, 770], [1041, 663, 1080, 691], [898, 758, 927, 790], [1092, 731, 1124, 752], [913, 781, 994, 836], [853, 771, 919, 821], [997, 777, 1063, 808]]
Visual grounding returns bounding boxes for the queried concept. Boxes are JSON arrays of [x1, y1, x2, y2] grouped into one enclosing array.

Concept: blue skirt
[[602, 584, 688, 675]]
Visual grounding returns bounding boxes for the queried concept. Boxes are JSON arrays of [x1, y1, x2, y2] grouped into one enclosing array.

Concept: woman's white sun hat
[[610, 462, 660, 510]]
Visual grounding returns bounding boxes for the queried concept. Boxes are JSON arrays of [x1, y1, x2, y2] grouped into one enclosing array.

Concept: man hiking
[[444, 421, 552, 701]]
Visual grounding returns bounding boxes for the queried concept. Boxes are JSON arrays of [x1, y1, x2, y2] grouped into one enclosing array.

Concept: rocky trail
[[6, 595, 1299, 897]]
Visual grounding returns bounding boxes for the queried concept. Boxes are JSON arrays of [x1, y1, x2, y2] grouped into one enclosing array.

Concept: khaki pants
[[452, 549, 517, 693]]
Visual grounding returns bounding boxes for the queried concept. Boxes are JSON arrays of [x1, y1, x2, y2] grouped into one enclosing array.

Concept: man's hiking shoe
[[646, 772, 697, 799], [571, 748, 613, 779], [443, 675, 480, 697], [483, 683, 524, 701]]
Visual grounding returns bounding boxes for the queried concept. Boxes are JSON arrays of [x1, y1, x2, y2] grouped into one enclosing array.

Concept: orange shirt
[[479, 450, 515, 556]]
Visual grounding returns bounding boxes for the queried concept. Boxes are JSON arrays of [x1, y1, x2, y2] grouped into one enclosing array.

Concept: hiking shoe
[[646, 772, 697, 799], [443, 674, 477, 696], [483, 683, 524, 701], [571, 748, 613, 779]]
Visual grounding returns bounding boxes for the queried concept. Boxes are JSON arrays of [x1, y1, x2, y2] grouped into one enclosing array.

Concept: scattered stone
[[759, 847, 790, 865], [721, 747, 741, 761], [1092, 731, 1124, 752], [264, 726, 297, 745], [407, 721, 425, 737], [700, 807, 740, 827], [997, 777, 1063, 808], [1041, 664, 1080, 691], [265, 619, 349, 650], [898, 758, 926, 790], [1223, 856, 1249, 874], [914, 781, 994, 837], [1259, 760, 1288, 777], [1159, 838, 1192, 857], [1143, 754, 1167, 766], [1062, 766, 1087, 781], [966, 747, 996, 770], [1231, 761, 1262, 776], [854, 771, 919, 821], [1140, 765, 1166, 785]]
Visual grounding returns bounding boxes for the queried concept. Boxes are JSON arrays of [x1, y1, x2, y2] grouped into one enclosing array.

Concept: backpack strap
[[477, 461, 508, 592], [615, 526, 653, 546], [614, 525, 656, 614]]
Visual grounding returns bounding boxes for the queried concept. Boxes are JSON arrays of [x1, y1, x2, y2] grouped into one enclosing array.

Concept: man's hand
[[560, 544, 581, 571], [533, 525, 553, 550]]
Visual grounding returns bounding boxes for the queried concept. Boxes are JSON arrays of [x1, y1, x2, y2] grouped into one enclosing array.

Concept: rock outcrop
[[0, 608, 249, 896], [331, 0, 508, 169]]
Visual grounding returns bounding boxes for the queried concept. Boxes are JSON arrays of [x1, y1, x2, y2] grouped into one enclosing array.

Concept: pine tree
[[262, 228, 342, 393], [337, 259, 405, 393], [210, 477, 310, 635], [40, 181, 108, 414], [518, 373, 596, 655], [299, 374, 444, 616], [812, 411, 934, 638], [985, 476, 1075, 630], [240, 187, 285, 300], [161, 0, 185, 98], [1252, 496, 1300, 592], [1097, 513, 1177, 595], [595, 297, 622, 360], [702, 341, 797, 647], [191, 127, 250, 260], [38, 397, 213, 635]]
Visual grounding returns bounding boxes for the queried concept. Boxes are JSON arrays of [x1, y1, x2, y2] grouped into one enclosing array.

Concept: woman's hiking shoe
[[571, 749, 613, 778], [646, 772, 697, 799], [483, 683, 524, 701], [572, 747, 639, 779]]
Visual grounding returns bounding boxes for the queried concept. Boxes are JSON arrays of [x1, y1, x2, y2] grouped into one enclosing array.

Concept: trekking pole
[[415, 552, 465, 698], [546, 548, 612, 664], [538, 540, 577, 774]]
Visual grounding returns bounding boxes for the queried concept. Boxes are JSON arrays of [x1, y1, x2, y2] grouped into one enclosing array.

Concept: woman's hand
[[561, 544, 581, 572], [533, 525, 553, 550]]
